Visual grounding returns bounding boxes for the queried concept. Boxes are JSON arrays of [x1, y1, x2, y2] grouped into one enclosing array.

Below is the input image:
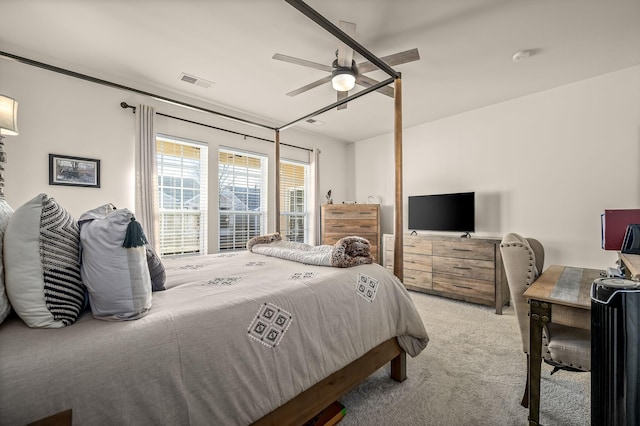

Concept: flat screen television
[[408, 192, 475, 234]]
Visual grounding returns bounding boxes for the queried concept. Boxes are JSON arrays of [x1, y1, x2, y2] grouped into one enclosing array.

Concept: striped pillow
[[146, 245, 166, 291], [0, 199, 14, 325], [4, 194, 85, 328]]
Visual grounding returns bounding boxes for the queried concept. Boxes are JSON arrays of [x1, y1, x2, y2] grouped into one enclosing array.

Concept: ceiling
[[2, 0, 640, 143]]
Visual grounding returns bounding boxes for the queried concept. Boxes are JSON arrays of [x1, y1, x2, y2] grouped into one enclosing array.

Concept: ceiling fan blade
[[355, 75, 394, 97], [286, 75, 333, 97], [337, 90, 348, 110], [337, 21, 356, 68], [272, 53, 333, 72], [357, 48, 420, 74]]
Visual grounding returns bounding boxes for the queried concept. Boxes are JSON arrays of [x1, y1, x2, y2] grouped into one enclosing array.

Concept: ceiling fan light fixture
[[331, 68, 356, 92]]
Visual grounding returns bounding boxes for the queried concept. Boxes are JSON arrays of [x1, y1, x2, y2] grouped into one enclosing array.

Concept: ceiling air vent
[[179, 73, 214, 88], [305, 118, 324, 126]]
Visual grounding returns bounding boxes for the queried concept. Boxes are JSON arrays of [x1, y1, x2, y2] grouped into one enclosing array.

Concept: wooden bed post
[[393, 76, 404, 280], [275, 130, 281, 235]]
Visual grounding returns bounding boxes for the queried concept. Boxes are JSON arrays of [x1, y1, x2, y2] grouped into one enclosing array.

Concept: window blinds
[[156, 136, 208, 256], [279, 160, 309, 243], [218, 148, 268, 251]]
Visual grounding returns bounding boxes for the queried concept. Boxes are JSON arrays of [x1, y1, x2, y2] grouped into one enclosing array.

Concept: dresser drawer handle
[[452, 284, 472, 289], [453, 266, 472, 270], [452, 248, 472, 252]]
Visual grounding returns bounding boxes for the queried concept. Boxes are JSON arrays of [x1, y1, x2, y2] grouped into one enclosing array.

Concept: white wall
[[354, 65, 640, 269], [5, 56, 638, 267], [0, 58, 350, 251]]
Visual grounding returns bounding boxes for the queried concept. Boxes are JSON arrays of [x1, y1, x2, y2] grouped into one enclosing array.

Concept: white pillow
[[0, 199, 14, 324], [4, 194, 85, 328], [79, 205, 152, 320]]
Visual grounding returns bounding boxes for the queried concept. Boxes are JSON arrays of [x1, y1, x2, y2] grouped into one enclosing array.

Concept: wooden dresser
[[383, 233, 508, 314], [321, 204, 381, 263]]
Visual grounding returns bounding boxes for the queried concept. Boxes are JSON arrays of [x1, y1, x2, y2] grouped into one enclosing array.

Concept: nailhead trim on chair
[[500, 242, 536, 284]]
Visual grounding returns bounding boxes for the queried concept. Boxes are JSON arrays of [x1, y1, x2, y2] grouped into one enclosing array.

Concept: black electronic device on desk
[[621, 224, 640, 254]]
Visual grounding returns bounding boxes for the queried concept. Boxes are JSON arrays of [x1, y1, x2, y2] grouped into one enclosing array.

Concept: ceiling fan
[[273, 20, 420, 110]]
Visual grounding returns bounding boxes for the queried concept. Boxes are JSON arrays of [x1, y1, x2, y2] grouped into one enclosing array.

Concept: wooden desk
[[619, 252, 640, 280], [522, 265, 601, 426]]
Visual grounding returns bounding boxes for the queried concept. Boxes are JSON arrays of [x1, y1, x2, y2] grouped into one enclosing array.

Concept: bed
[[0, 248, 428, 425], [1, 2, 422, 423]]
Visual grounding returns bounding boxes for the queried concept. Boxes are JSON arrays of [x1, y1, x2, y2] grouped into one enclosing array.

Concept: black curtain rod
[[120, 102, 313, 152], [2, 49, 391, 138], [0, 50, 276, 132]]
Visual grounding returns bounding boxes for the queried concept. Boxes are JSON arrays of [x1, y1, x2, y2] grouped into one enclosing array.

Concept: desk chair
[[500, 233, 590, 408]]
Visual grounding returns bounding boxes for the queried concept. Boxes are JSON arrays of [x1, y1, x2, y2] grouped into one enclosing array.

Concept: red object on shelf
[[601, 209, 640, 250]]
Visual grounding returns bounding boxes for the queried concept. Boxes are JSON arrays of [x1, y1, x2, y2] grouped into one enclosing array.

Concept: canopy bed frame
[[257, 4, 406, 423], [279, 0, 406, 284], [0, 1, 410, 424]]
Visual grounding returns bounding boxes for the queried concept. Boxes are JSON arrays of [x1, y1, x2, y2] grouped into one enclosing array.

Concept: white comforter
[[250, 239, 335, 265], [0, 251, 428, 425]]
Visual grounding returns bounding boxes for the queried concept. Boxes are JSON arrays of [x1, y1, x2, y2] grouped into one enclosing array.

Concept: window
[[218, 148, 268, 251], [156, 136, 208, 256], [280, 160, 309, 243]]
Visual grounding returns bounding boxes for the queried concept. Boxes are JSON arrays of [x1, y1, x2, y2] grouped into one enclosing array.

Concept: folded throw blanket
[[330, 236, 373, 267], [246, 232, 282, 251], [246, 234, 372, 268]]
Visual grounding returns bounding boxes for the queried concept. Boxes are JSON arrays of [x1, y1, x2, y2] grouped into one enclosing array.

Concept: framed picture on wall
[[49, 154, 101, 188]]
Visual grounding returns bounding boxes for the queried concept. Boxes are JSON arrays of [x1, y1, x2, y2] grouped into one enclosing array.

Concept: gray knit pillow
[[4, 194, 85, 328], [79, 207, 152, 320], [146, 245, 166, 291]]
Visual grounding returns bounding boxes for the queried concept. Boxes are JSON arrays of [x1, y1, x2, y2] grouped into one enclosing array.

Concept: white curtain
[[135, 104, 159, 251], [309, 148, 321, 245]]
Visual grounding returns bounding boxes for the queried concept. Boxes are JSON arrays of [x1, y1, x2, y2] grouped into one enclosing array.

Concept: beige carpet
[[339, 291, 590, 426]]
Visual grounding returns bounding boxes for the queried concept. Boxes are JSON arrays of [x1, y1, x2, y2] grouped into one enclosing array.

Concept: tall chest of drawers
[[321, 204, 381, 263], [383, 233, 508, 314]]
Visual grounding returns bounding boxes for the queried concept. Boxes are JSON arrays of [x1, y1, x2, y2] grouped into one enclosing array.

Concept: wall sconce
[[0, 95, 19, 199]]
